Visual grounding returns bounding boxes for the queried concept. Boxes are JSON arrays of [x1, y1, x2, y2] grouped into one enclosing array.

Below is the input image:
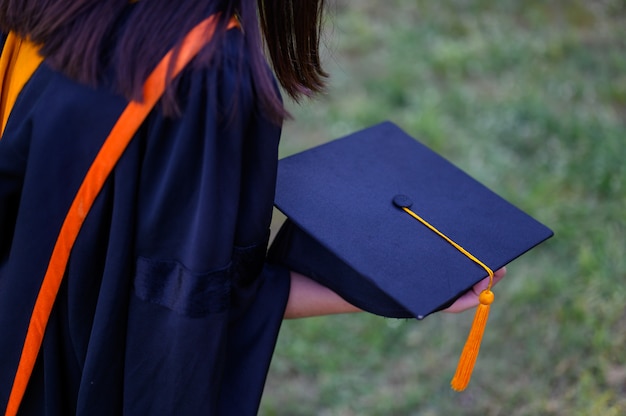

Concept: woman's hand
[[285, 267, 507, 319], [443, 267, 507, 313]]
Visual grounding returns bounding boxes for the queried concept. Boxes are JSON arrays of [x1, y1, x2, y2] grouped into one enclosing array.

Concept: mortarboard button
[[392, 194, 413, 209]]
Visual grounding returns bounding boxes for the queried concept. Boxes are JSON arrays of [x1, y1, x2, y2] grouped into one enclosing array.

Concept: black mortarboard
[[269, 121, 553, 320]]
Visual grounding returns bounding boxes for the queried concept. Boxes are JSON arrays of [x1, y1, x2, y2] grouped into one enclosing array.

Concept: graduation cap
[[269, 121, 553, 390]]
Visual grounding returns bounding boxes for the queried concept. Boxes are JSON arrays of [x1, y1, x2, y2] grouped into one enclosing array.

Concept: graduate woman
[[0, 1, 504, 414]]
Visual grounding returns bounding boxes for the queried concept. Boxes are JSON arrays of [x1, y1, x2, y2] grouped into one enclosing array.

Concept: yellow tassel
[[450, 289, 494, 391]]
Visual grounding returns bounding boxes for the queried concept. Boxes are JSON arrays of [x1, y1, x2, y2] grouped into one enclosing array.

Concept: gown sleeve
[[121, 31, 291, 415]]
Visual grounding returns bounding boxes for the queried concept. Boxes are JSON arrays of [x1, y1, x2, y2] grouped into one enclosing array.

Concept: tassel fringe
[[450, 289, 494, 391]]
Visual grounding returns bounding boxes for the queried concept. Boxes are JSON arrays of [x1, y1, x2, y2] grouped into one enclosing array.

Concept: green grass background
[[260, 1, 626, 414]]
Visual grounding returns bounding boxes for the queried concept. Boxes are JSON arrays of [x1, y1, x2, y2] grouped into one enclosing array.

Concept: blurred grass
[[260, 1, 626, 415]]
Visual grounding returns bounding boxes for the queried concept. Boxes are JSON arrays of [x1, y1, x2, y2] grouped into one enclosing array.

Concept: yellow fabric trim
[[0, 33, 44, 138]]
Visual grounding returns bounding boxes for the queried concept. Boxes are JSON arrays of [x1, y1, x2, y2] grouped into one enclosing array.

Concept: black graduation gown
[[0, 29, 290, 415]]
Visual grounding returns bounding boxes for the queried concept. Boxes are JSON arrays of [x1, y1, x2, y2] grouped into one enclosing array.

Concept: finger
[[472, 276, 490, 294], [473, 266, 507, 293], [443, 290, 479, 313], [443, 267, 508, 314], [493, 266, 507, 284]]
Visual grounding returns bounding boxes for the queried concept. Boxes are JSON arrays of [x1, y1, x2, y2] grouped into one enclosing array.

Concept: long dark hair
[[0, 0, 327, 120]]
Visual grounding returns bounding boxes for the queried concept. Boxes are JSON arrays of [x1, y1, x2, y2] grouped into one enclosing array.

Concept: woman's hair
[[0, 0, 328, 120]]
